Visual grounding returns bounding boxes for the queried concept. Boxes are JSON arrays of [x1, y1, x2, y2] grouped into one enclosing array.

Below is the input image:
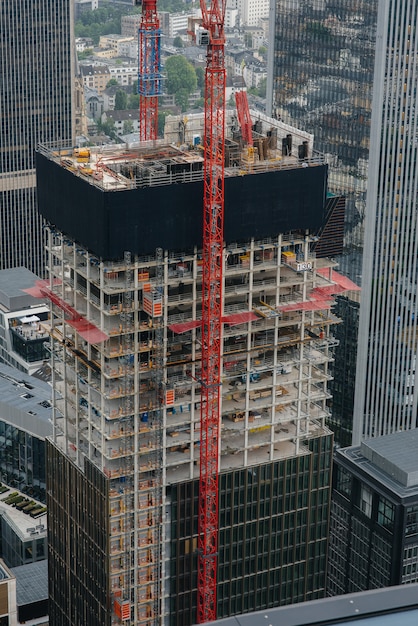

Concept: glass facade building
[[266, 0, 378, 444], [328, 430, 418, 594], [267, 0, 378, 282], [171, 434, 333, 624], [0, 422, 46, 504], [0, 0, 74, 275], [353, 0, 418, 442], [0, 363, 54, 503]]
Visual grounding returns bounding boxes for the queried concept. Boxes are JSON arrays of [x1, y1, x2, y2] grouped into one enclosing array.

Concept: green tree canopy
[[97, 118, 118, 141], [115, 90, 128, 110], [158, 111, 170, 137], [123, 120, 134, 134], [165, 56, 197, 97], [257, 77, 267, 98], [173, 35, 183, 48], [106, 78, 119, 88], [77, 49, 93, 60], [195, 66, 205, 92], [175, 88, 190, 112], [128, 93, 140, 109]]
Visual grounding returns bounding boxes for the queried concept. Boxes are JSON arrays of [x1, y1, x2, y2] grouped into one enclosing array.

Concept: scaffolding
[[44, 224, 348, 623]]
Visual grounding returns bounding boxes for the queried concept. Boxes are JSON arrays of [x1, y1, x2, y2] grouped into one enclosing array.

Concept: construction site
[[36, 105, 355, 625]]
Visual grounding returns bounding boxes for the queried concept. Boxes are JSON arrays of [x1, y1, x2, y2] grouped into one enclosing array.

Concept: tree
[[78, 49, 93, 60], [173, 35, 183, 48], [128, 93, 140, 109], [258, 46, 267, 59], [115, 90, 128, 110], [165, 56, 197, 97], [158, 111, 170, 137], [175, 88, 190, 112], [97, 118, 118, 141], [123, 120, 134, 134], [106, 79, 118, 88], [257, 77, 267, 99], [195, 66, 205, 92], [193, 98, 205, 109]]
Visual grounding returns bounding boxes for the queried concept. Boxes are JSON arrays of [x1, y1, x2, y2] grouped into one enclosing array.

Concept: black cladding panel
[[36, 152, 327, 259]]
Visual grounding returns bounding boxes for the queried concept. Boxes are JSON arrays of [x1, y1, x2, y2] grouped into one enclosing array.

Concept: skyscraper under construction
[[36, 112, 351, 624]]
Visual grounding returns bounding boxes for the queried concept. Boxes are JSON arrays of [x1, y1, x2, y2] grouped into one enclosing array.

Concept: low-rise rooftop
[[0, 483, 46, 541], [338, 429, 418, 498], [0, 267, 43, 312], [11, 560, 48, 607], [0, 362, 54, 439]]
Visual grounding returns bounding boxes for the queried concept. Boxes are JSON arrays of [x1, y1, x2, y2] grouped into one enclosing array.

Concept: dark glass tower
[[266, 1, 378, 445], [0, 0, 74, 275], [328, 430, 418, 594]]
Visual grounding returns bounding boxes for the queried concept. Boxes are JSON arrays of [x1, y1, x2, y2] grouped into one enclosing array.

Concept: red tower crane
[[197, 0, 226, 622], [235, 90, 253, 147], [137, 0, 162, 140]]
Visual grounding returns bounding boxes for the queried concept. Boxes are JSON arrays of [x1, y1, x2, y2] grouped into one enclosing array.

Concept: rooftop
[[360, 429, 418, 487], [0, 362, 54, 439], [0, 267, 43, 312], [214, 584, 418, 626], [338, 429, 418, 498], [0, 483, 46, 541], [36, 110, 328, 260], [11, 560, 48, 607]]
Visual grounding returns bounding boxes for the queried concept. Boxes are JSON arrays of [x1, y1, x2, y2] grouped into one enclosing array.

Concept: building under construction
[[36, 111, 349, 625]]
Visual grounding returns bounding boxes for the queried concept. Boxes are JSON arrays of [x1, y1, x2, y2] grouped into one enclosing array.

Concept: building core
[[36, 113, 349, 624]]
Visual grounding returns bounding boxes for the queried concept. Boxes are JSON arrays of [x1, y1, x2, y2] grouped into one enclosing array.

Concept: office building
[[0, 560, 17, 626], [353, 0, 418, 442], [266, 0, 378, 444], [36, 112, 350, 624], [0, 363, 54, 503], [11, 561, 48, 626], [0, 268, 50, 376], [328, 429, 418, 595], [0, 0, 74, 276], [0, 484, 47, 569]]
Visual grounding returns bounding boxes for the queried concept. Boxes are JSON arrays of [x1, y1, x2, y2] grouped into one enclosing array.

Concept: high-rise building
[[353, 0, 418, 443], [266, 0, 378, 445], [36, 113, 348, 624], [0, 0, 74, 276], [328, 429, 418, 595]]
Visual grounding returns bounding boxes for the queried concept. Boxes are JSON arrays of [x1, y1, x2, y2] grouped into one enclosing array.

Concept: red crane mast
[[138, 0, 162, 140], [235, 90, 253, 147], [197, 0, 226, 622]]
